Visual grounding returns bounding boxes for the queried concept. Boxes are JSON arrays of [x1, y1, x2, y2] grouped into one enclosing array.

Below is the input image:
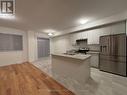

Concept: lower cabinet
[[88, 53, 99, 68]]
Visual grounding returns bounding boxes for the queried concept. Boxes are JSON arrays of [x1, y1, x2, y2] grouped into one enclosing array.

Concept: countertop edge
[[51, 53, 91, 60]]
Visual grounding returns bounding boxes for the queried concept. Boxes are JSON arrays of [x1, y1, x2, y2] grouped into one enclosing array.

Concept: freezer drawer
[[99, 55, 126, 76]]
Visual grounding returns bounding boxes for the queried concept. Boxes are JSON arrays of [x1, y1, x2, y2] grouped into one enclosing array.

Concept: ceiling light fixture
[[48, 33, 53, 36], [78, 19, 89, 24]]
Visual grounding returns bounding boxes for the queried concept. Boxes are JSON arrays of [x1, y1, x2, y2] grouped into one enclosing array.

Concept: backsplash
[[72, 44, 100, 52], [87, 44, 100, 52]]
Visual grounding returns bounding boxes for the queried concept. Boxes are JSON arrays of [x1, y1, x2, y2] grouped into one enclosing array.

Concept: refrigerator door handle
[[100, 46, 103, 52]]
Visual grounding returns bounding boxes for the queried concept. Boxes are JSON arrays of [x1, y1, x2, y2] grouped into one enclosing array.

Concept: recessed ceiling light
[[42, 29, 62, 36], [78, 19, 89, 24], [48, 33, 53, 36]]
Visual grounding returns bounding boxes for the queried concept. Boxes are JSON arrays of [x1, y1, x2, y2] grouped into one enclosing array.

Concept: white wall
[[0, 27, 28, 66], [27, 31, 37, 62], [0, 27, 49, 66], [28, 31, 49, 62], [36, 32, 49, 38], [51, 34, 73, 53]]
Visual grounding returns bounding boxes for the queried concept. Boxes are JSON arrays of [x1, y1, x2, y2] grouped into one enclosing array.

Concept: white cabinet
[[88, 53, 99, 68], [88, 28, 103, 44], [87, 26, 112, 44], [76, 32, 83, 39], [70, 27, 111, 45], [86, 21, 125, 45], [70, 21, 126, 45], [80, 31, 88, 39], [74, 32, 88, 39], [87, 30, 94, 44], [111, 21, 126, 35], [99, 26, 111, 36], [70, 32, 88, 45], [70, 33, 78, 45]]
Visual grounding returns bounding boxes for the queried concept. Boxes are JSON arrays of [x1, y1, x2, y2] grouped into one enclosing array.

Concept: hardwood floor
[[0, 63, 75, 95]]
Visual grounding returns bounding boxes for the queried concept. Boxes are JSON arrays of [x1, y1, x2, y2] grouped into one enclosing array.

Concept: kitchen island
[[51, 53, 91, 84]]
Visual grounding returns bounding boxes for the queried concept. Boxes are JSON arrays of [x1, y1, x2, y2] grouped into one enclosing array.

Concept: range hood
[[76, 39, 88, 45]]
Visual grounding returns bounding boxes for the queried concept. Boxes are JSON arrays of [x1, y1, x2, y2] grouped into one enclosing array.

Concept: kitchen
[[51, 21, 126, 69], [48, 21, 127, 95], [0, 0, 127, 95]]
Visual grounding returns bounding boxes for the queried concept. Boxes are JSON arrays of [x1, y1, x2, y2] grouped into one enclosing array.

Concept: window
[[0, 33, 23, 51]]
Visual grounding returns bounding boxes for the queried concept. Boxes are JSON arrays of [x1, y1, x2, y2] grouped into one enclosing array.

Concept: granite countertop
[[51, 53, 91, 60], [87, 51, 100, 54]]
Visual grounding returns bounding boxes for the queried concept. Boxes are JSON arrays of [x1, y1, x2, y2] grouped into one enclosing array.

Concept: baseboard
[[0, 61, 29, 67]]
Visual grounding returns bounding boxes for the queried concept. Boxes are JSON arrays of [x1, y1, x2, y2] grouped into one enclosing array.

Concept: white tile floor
[[33, 57, 127, 95]]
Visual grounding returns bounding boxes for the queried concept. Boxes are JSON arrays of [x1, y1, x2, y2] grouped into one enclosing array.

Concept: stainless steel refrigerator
[[99, 34, 127, 76]]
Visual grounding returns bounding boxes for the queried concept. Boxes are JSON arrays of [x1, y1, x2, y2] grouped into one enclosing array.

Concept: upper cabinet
[[75, 32, 88, 39], [81, 31, 88, 39], [70, 21, 126, 45], [70, 33, 78, 45], [99, 26, 111, 36], [70, 31, 88, 45], [87, 27, 111, 44], [87, 29, 97, 44], [110, 21, 126, 35]]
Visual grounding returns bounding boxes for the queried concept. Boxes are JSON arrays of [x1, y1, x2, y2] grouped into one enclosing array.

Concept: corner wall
[[27, 31, 37, 62], [27, 31, 50, 62], [0, 27, 50, 66]]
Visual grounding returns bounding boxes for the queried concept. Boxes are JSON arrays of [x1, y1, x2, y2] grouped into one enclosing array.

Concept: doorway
[[37, 38, 50, 58]]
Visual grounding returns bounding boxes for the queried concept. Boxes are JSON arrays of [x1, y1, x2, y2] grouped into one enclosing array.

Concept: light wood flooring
[[0, 63, 75, 95]]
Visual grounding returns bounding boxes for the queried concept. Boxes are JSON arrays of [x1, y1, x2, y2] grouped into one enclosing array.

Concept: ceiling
[[0, 0, 127, 35]]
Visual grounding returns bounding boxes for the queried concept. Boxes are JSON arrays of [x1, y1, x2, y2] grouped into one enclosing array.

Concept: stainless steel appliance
[[77, 48, 89, 54], [99, 34, 126, 76]]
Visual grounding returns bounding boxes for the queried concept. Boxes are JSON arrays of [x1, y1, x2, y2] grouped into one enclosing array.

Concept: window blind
[[0, 33, 23, 51]]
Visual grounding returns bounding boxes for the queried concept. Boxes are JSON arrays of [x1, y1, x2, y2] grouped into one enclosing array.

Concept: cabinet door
[[111, 21, 126, 35], [81, 31, 88, 39], [88, 29, 101, 44], [87, 30, 94, 44], [99, 26, 111, 36], [76, 32, 83, 39], [70, 32, 88, 45], [90, 54, 99, 68], [70, 33, 77, 45]]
